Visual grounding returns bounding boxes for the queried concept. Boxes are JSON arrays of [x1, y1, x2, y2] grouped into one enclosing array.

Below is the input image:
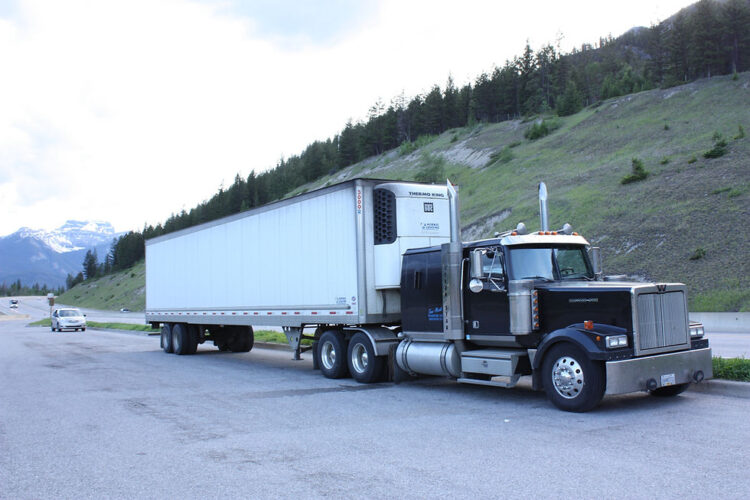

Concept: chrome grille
[[635, 291, 689, 354]]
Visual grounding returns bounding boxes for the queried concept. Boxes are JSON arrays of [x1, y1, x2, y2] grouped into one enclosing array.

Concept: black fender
[[531, 325, 618, 390]]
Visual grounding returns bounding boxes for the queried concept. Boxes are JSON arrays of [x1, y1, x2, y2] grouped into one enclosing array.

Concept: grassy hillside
[[58, 261, 145, 311], [294, 73, 750, 311], [62, 73, 749, 312]]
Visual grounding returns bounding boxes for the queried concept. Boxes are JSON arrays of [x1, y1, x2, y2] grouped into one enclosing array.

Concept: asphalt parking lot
[[1, 320, 749, 499]]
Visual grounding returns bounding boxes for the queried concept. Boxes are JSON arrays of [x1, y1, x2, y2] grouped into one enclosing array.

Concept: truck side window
[[482, 253, 504, 277], [481, 252, 505, 291]]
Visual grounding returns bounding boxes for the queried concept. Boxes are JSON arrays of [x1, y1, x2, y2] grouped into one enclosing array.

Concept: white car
[[51, 308, 87, 332]]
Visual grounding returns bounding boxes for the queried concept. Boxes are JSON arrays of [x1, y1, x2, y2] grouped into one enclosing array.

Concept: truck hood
[[533, 280, 687, 334]]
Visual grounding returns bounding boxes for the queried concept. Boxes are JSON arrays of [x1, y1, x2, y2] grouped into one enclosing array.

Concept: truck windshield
[[507, 245, 593, 281]]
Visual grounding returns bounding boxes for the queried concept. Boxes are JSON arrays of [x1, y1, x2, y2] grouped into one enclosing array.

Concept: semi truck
[[145, 178, 712, 412]]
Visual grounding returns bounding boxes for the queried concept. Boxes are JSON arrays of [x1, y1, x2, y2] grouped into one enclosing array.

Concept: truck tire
[[228, 326, 254, 353], [186, 325, 200, 354], [650, 383, 690, 397], [318, 330, 349, 379], [161, 324, 173, 353], [347, 332, 384, 383], [172, 323, 189, 355], [542, 343, 605, 412]]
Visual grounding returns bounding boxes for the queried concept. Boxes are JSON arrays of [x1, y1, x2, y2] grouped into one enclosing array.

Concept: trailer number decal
[[356, 188, 362, 214], [423, 202, 434, 213]]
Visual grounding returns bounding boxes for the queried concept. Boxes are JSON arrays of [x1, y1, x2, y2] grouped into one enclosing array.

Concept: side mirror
[[470, 249, 483, 280], [590, 247, 603, 280]]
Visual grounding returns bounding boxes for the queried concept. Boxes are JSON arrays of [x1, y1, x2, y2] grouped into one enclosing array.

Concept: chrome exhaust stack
[[442, 180, 463, 340], [538, 182, 549, 231]]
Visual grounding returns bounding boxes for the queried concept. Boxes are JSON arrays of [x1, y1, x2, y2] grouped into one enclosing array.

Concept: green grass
[[254, 330, 312, 345], [712, 357, 750, 382], [254, 330, 288, 343], [58, 261, 145, 311], [29, 317, 158, 332], [690, 282, 750, 312]]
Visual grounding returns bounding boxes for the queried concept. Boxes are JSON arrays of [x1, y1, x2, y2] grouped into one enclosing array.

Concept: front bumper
[[59, 323, 85, 329], [605, 347, 712, 395]]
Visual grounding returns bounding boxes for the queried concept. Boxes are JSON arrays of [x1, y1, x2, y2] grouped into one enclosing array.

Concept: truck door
[[464, 249, 510, 335], [401, 249, 444, 333]]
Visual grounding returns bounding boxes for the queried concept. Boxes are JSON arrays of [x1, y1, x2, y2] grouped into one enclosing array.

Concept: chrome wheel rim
[[321, 340, 336, 370], [551, 356, 584, 399], [351, 343, 368, 374]]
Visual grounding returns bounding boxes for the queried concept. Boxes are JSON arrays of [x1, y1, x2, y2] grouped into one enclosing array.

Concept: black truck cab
[[399, 230, 712, 412]]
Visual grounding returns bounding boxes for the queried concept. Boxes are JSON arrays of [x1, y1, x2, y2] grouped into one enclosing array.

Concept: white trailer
[[146, 179, 451, 357]]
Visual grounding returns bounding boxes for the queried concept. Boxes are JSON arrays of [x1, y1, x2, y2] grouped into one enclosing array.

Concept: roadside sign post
[[47, 293, 55, 317]]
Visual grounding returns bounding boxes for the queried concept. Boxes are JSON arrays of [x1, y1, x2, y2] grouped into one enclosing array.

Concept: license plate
[[661, 373, 676, 387]]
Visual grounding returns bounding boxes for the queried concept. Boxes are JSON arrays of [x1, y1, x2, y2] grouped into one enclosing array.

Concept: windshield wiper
[[561, 274, 595, 281], [520, 275, 553, 282]]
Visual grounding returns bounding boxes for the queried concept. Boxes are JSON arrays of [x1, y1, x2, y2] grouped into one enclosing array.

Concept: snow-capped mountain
[[14, 220, 117, 253], [0, 220, 122, 288]]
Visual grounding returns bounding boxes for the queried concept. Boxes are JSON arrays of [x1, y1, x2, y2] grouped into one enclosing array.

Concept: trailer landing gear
[[284, 326, 315, 361]]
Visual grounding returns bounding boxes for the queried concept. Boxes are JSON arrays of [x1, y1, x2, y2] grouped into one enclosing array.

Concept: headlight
[[606, 335, 628, 348], [690, 324, 705, 338]]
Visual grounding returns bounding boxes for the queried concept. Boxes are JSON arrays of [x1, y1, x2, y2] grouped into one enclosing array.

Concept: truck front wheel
[[318, 330, 349, 379], [347, 332, 385, 384], [542, 343, 605, 412]]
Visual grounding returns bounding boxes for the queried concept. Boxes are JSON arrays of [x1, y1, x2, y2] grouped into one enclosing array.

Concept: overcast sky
[[0, 0, 697, 236]]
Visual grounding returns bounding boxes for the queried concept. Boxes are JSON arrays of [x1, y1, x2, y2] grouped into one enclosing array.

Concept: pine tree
[[720, 0, 750, 74], [443, 75, 460, 129], [337, 121, 360, 167], [422, 85, 444, 134], [82, 249, 98, 280], [691, 0, 723, 78], [557, 79, 583, 116]]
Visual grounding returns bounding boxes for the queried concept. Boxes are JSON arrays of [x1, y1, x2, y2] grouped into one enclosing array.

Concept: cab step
[[457, 374, 521, 388]]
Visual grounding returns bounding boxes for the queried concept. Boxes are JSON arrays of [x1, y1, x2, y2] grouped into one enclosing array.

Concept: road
[[1, 319, 749, 499]]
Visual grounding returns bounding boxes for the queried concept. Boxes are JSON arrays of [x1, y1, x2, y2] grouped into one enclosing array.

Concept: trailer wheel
[[347, 332, 384, 383], [650, 383, 690, 397], [172, 323, 189, 355], [228, 326, 254, 353], [318, 330, 349, 379], [160, 324, 173, 353], [186, 325, 200, 354], [542, 343, 605, 412]]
